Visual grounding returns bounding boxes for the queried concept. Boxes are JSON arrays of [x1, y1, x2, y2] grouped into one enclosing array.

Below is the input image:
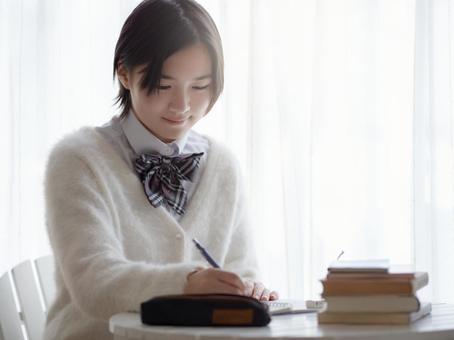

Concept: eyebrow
[[161, 74, 212, 81]]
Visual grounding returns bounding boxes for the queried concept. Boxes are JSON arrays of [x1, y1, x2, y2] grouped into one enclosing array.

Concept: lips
[[162, 117, 187, 124]]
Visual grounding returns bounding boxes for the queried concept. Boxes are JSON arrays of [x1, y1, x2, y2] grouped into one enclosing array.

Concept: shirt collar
[[120, 110, 188, 157]]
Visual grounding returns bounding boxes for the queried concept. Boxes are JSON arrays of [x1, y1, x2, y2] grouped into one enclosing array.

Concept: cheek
[[192, 92, 211, 112], [136, 91, 168, 112]]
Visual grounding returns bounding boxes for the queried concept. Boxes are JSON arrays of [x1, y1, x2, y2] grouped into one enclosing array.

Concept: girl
[[43, 0, 277, 339]]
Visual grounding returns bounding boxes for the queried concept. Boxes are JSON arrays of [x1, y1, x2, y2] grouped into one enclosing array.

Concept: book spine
[[324, 296, 420, 313], [321, 280, 415, 295], [317, 302, 431, 325], [317, 313, 410, 325]]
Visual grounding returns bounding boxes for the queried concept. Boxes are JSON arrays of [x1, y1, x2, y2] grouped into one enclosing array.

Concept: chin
[[161, 133, 183, 143]]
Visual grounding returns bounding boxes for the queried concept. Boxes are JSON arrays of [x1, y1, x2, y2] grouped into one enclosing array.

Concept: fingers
[[248, 281, 279, 301], [270, 291, 279, 300], [260, 288, 271, 300], [184, 270, 280, 301], [251, 282, 265, 300], [244, 280, 254, 296], [184, 268, 246, 296]]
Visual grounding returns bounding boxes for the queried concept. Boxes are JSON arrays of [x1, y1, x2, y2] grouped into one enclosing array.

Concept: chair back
[[35, 256, 57, 310], [0, 255, 55, 340]]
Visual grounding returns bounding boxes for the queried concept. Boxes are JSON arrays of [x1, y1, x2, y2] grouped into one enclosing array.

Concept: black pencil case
[[141, 294, 271, 327]]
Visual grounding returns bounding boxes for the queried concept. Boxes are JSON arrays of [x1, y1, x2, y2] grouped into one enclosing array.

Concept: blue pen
[[192, 238, 220, 268]]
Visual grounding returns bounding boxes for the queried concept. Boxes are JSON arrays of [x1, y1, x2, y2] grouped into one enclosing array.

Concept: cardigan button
[[175, 233, 182, 239]]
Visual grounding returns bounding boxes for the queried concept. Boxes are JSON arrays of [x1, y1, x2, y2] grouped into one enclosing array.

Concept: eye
[[192, 84, 211, 90], [158, 85, 171, 90]]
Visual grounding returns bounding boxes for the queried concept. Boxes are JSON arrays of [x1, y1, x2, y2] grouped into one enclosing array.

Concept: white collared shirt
[[96, 112, 209, 220]]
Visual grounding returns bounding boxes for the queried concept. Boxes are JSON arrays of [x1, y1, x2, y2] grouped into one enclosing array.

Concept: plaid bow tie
[[134, 152, 204, 215]]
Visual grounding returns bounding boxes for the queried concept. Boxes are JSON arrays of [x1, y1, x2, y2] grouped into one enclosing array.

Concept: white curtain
[[1, 0, 453, 303], [413, 0, 454, 303]]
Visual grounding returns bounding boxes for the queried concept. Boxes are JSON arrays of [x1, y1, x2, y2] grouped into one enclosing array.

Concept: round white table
[[109, 303, 454, 340]]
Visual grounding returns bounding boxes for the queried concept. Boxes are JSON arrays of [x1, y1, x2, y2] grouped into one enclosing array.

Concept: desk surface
[[109, 303, 454, 340]]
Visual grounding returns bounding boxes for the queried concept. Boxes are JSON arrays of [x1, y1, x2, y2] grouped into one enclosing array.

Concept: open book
[[263, 299, 326, 315]]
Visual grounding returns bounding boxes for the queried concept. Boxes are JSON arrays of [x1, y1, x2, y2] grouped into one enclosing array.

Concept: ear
[[117, 63, 131, 90]]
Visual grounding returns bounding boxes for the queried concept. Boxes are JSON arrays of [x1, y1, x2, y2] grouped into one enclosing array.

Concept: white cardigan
[[43, 127, 259, 340]]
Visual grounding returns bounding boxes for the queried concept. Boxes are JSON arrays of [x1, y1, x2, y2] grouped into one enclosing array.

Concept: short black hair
[[113, 0, 224, 119]]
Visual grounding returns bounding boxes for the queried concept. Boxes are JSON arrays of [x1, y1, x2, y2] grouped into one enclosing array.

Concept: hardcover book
[[324, 295, 420, 313], [318, 302, 431, 325], [321, 272, 429, 296]]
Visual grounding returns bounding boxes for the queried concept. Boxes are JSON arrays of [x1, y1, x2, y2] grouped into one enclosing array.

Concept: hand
[[183, 268, 246, 295], [244, 280, 279, 301]]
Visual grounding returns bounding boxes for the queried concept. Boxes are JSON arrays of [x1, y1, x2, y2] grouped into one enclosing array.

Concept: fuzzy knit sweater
[[43, 127, 259, 340]]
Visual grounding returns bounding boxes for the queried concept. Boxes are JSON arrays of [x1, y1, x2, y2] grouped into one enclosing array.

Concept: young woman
[[43, 1, 277, 339]]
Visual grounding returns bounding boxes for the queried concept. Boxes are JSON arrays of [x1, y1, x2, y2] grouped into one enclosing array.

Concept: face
[[118, 43, 213, 143]]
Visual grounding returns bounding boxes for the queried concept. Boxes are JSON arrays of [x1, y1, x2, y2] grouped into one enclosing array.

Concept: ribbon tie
[[134, 152, 204, 215]]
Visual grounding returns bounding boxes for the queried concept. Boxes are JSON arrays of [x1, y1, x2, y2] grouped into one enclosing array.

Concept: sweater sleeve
[[45, 143, 204, 321], [221, 157, 261, 282], [222, 214, 261, 282]]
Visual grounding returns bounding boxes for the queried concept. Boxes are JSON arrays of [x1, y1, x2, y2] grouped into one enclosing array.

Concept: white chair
[[0, 255, 56, 340]]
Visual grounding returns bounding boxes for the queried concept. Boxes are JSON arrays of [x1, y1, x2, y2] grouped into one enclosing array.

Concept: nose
[[169, 89, 190, 114]]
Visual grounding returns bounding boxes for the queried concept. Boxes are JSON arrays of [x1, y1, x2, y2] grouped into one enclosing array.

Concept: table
[[109, 303, 454, 340]]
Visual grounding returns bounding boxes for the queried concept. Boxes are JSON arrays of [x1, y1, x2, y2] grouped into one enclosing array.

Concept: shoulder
[[48, 126, 100, 157], [187, 130, 240, 169], [202, 134, 240, 169], [45, 127, 108, 175], [190, 133, 243, 186]]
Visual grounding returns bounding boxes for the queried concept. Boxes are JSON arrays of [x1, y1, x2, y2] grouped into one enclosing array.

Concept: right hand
[[183, 268, 246, 295]]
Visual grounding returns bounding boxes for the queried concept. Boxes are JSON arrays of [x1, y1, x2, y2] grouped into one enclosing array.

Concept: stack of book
[[318, 259, 431, 324]]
